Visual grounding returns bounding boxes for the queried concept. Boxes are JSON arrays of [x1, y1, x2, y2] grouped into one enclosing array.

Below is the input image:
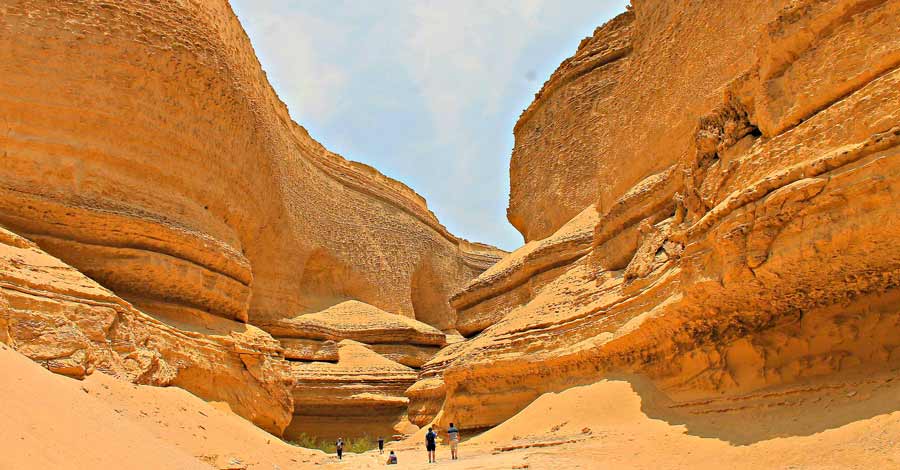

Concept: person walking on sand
[[447, 422, 461, 460], [378, 436, 385, 454], [386, 450, 398, 465], [335, 437, 344, 460], [425, 427, 438, 463]]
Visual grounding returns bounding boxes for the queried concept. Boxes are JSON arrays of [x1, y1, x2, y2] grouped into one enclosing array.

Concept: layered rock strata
[[0, 0, 502, 334], [261, 300, 445, 368], [286, 340, 419, 440], [0, 226, 293, 434], [410, 0, 900, 432], [264, 300, 445, 436], [508, 11, 633, 242]]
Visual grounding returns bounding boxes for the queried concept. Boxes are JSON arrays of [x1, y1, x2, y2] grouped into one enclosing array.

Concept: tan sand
[[0, 343, 322, 470], [328, 378, 900, 469], [3, 330, 898, 470]]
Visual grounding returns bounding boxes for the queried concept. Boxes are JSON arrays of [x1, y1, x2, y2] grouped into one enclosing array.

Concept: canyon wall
[[411, 0, 900, 432], [0, 0, 502, 437], [507, 11, 633, 242], [0, 226, 293, 434]]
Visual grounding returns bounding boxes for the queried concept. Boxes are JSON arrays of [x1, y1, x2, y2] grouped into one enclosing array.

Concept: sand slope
[[333, 378, 900, 469], [0, 343, 321, 470]]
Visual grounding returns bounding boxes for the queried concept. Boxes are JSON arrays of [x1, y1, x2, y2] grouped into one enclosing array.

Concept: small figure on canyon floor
[[336, 437, 344, 460], [386, 450, 398, 465], [425, 427, 438, 463], [447, 423, 460, 460], [378, 436, 385, 454]]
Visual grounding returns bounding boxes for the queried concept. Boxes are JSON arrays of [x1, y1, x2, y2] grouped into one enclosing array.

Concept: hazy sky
[[230, 1, 629, 251]]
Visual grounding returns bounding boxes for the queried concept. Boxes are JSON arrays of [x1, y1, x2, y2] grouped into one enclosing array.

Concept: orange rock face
[[287, 339, 419, 441], [0, 0, 503, 331], [508, 12, 633, 242], [260, 300, 446, 438], [0, 227, 293, 434], [412, 0, 900, 432], [0, 0, 502, 437]]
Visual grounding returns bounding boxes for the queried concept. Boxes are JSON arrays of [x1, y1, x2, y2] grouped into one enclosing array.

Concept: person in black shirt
[[425, 427, 437, 463], [378, 436, 385, 454]]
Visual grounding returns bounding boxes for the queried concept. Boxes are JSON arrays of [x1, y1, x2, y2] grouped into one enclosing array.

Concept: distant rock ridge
[[287, 339, 419, 440], [290, 123, 504, 268]]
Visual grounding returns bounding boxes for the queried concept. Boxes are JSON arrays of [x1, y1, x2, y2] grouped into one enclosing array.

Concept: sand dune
[[0, 343, 321, 470]]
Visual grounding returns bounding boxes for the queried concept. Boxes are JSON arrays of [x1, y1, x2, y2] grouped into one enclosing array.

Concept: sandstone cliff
[[0, 226, 293, 433], [410, 0, 900, 433], [0, 0, 503, 437]]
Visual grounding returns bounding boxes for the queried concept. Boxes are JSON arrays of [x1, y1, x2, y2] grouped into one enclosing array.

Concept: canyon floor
[[4, 342, 896, 470]]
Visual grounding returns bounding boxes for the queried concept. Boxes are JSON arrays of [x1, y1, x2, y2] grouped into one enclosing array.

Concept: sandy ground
[[0, 343, 323, 470], [3, 342, 898, 469], [327, 379, 900, 470]]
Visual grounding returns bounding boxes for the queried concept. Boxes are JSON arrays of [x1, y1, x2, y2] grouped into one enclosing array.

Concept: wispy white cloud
[[230, 1, 630, 250], [405, 1, 547, 143], [237, 6, 350, 124]]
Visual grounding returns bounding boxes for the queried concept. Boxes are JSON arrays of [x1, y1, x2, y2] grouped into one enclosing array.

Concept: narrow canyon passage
[[0, 0, 898, 468]]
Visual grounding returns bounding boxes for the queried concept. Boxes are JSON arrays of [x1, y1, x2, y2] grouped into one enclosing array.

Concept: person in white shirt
[[447, 423, 461, 460]]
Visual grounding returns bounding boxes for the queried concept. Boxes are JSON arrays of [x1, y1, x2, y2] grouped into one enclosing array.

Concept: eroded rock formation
[[0, 0, 502, 437], [288, 339, 419, 440], [410, 0, 900, 432], [0, 227, 293, 433], [259, 300, 446, 438]]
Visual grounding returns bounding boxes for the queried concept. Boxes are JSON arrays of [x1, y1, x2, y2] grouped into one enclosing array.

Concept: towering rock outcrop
[[0, 0, 502, 332], [0, 0, 502, 436], [410, 0, 900, 432], [508, 11, 633, 242], [0, 226, 293, 434]]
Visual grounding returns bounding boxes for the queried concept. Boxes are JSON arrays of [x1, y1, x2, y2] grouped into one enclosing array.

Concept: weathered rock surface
[[411, 0, 900, 432], [264, 299, 445, 368], [452, 204, 598, 337], [0, 226, 293, 434], [287, 340, 418, 441], [0, 0, 501, 439], [260, 300, 446, 346], [264, 301, 444, 434], [5, 0, 899, 451], [508, 11, 633, 242], [0, 0, 502, 333]]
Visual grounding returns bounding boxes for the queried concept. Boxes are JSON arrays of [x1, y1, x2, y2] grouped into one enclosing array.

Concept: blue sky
[[230, 1, 629, 251]]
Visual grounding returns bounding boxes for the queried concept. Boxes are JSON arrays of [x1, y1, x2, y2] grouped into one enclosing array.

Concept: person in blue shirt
[[425, 427, 438, 463], [447, 423, 461, 460], [386, 450, 398, 465]]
